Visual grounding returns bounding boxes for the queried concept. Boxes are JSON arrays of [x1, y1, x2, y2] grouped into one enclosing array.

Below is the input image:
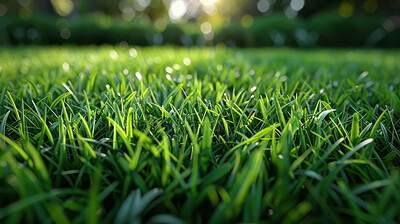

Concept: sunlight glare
[[169, 0, 187, 20], [200, 0, 218, 6]]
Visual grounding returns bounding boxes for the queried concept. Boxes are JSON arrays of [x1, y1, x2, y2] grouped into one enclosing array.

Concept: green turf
[[0, 46, 400, 223]]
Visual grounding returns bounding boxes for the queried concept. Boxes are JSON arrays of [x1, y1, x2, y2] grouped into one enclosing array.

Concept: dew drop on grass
[[183, 57, 191, 66], [123, 69, 129, 75], [109, 50, 118, 60], [217, 64, 223, 71], [106, 84, 110, 89], [268, 209, 274, 215], [129, 48, 137, 57], [173, 64, 181, 70], [280, 76, 287, 81], [166, 74, 172, 81], [165, 66, 173, 74], [62, 62, 70, 71], [178, 75, 184, 83], [235, 71, 241, 78], [187, 74, 192, 80], [249, 69, 255, 75], [360, 71, 368, 79], [278, 154, 284, 159], [251, 86, 257, 92], [135, 72, 143, 82]]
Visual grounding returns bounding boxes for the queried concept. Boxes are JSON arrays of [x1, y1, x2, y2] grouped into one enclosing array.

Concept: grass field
[[0, 46, 400, 223]]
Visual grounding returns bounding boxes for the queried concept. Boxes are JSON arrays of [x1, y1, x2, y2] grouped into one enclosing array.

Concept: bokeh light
[[169, 0, 187, 21], [0, 4, 8, 16], [50, 0, 74, 17], [17, 0, 31, 7], [364, 0, 378, 13], [257, 0, 270, 13], [290, 0, 304, 11], [338, 1, 354, 18], [200, 22, 212, 34], [241, 15, 253, 28]]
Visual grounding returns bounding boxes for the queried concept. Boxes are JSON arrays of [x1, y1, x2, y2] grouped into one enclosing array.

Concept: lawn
[[0, 46, 400, 223]]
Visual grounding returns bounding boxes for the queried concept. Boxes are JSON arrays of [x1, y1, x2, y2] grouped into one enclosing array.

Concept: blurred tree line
[[1, 0, 398, 21], [0, 0, 399, 47]]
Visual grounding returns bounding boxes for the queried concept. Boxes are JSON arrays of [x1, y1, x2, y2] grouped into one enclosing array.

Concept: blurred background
[[0, 0, 399, 47]]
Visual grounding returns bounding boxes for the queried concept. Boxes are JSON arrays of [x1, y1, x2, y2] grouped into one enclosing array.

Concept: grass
[[0, 46, 400, 223]]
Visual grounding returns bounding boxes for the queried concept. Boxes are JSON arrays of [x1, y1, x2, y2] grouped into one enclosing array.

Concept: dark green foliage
[[1, 12, 399, 47], [214, 22, 253, 47], [68, 15, 152, 45], [1, 13, 62, 45], [162, 24, 185, 45], [250, 13, 304, 47], [307, 11, 384, 47]]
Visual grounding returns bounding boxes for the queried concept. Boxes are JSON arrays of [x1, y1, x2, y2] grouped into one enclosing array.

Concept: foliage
[[306, 11, 383, 47], [0, 47, 400, 223], [1, 12, 400, 47], [214, 22, 253, 47]]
